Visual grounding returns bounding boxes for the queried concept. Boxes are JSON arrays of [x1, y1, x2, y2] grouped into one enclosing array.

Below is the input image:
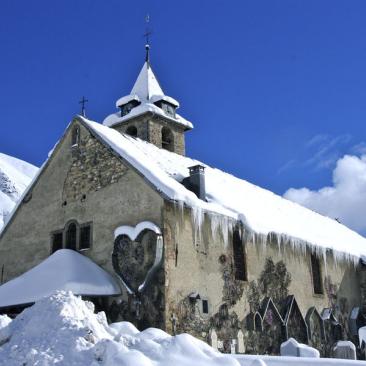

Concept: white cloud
[[304, 134, 352, 170], [284, 154, 366, 236]]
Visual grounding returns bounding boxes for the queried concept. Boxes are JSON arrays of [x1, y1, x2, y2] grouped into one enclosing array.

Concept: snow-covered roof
[[0, 249, 121, 308], [83, 117, 366, 262], [103, 103, 193, 130], [115, 94, 140, 108], [103, 61, 193, 130], [131, 61, 164, 100]]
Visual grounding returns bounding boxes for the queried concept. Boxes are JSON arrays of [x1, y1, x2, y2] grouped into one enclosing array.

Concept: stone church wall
[[162, 202, 361, 355], [0, 119, 165, 322]]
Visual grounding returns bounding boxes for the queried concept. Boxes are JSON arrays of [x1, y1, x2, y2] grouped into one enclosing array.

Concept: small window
[[51, 232, 63, 253], [233, 229, 247, 281], [121, 102, 135, 116], [79, 224, 91, 250], [126, 125, 138, 137], [202, 299, 209, 314], [65, 223, 77, 251], [311, 253, 323, 295], [71, 126, 80, 146], [161, 127, 174, 152]]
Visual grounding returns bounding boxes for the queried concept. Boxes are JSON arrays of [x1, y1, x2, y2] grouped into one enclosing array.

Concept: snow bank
[[0, 249, 121, 307], [234, 355, 364, 366], [0, 291, 240, 366], [83, 118, 366, 262], [0, 292, 364, 365]]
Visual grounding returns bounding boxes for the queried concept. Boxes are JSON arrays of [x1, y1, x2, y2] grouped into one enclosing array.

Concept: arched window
[[161, 127, 174, 151], [65, 222, 77, 250], [71, 126, 80, 146], [233, 229, 247, 281], [126, 125, 138, 137]]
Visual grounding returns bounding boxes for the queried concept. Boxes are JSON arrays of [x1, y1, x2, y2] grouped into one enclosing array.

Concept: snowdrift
[[0, 292, 364, 365], [0, 291, 239, 366]]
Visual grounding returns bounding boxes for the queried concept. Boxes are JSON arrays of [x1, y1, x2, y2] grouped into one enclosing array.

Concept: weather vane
[[79, 96, 88, 117], [143, 14, 152, 62]]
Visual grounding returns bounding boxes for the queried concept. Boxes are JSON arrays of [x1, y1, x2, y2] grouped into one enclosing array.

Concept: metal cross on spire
[[79, 96, 88, 117], [143, 14, 152, 62]]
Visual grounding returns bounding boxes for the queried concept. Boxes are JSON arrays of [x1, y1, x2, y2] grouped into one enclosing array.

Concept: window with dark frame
[[311, 253, 323, 295], [233, 229, 247, 281], [202, 299, 209, 314], [50, 221, 93, 254], [51, 232, 63, 253], [71, 126, 80, 146], [65, 223, 77, 251], [80, 224, 91, 250]]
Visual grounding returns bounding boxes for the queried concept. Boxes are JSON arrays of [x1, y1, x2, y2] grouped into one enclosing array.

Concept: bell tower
[[103, 45, 193, 156]]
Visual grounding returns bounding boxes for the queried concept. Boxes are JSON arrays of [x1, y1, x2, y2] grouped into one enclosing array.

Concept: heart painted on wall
[[112, 221, 163, 294]]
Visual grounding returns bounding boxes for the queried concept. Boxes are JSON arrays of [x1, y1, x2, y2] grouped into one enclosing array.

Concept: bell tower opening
[[126, 125, 138, 137], [161, 127, 174, 151]]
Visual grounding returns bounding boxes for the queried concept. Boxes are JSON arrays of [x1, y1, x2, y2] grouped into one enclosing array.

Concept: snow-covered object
[[103, 61, 193, 130], [115, 93, 141, 108], [103, 103, 193, 130], [280, 338, 320, 358], [0, 249, 121, 308], [332, 341, 356, 360], [359, 326, 366, 347], [0, 291, 240, 365], [0, 315, 11, 345], [84, 118, 366, 262], [114, 221, 162, 239], [0, 153, 37, 230]]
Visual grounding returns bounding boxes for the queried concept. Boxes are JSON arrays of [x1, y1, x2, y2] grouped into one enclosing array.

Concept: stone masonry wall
[[112, 113, 186, 155], [63, 133, 128, 203]]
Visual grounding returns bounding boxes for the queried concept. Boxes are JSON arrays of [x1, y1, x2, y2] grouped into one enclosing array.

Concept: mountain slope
[[0, 153, 38, 230]]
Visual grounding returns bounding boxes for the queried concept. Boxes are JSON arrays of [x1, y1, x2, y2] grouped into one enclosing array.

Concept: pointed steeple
[[103, 43, 193, 155], [130, 58, 164, 102]]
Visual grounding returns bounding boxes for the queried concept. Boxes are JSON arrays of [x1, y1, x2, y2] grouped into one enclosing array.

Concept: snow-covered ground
[[0, 292, 363, 365], [0, 153, 37, 231]]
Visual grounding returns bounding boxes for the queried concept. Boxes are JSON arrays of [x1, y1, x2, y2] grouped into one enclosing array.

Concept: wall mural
[[169, 255, 356, 356]]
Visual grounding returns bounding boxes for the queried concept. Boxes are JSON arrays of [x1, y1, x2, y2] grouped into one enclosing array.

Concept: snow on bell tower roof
[[130, 59, 164, 101], [103, 45, 193, 130]]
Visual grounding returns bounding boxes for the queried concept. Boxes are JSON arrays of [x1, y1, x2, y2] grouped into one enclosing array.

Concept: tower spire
[[143, 14, 152, 64]]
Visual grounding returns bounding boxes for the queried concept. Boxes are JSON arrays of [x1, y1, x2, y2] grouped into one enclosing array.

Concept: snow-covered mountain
[[0, 153, 38, 231]]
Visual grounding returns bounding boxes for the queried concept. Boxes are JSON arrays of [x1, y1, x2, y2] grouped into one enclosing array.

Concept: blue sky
[[1, 0, 366, 199]]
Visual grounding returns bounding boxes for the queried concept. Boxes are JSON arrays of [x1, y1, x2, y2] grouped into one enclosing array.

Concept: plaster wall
[[163, 203, 360, 342]]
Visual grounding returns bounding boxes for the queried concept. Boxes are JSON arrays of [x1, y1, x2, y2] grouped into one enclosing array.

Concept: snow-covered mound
[[0, 153, 37, 230], [0, 250, 121, 308], [0, 291, 239, 366]]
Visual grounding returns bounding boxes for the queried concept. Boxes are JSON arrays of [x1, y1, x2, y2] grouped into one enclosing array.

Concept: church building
[[1, 44, 366, 356]]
